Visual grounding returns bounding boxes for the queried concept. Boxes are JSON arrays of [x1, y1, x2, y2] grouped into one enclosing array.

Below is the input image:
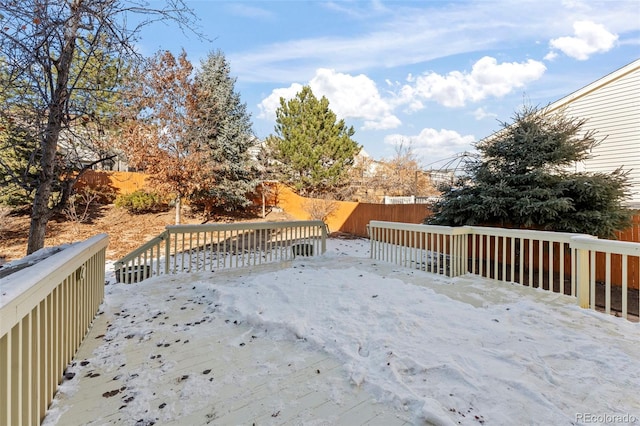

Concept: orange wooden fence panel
[[615, 212, 640, 242], [273, 184, 429, 236], [75, 170, 148, 195]]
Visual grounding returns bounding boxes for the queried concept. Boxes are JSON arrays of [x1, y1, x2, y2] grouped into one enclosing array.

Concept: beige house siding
[[545, 59, 640, 207]]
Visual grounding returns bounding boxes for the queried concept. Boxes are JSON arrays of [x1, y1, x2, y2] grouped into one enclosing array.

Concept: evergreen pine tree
[[266, 86, 361, 197], [428, 105, 631, 238], [0, 119, 40, 205], [190, 50, 258, 212]]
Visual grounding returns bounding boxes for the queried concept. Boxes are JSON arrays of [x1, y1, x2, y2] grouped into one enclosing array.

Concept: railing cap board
[[0, 234, 109, 336], [165, 220, 327, 234], [369, 221, 596, 242], [571, 235, 640, 256], [466, 225, 594, 242], [368, 221, 469, 235]]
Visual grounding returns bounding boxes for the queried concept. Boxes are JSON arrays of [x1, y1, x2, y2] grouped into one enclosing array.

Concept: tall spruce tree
[[428, 105, 631, 238], [189, 50, 258, 212], [266, 86, 361, 197]]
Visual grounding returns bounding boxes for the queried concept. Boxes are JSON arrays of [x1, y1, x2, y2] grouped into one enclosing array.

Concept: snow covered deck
[[43, 239, 640, 425], [43, 266, 409, 425]]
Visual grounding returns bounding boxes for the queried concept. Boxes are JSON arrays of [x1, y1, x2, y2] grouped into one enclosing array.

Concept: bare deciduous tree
[[118, 50, 214, 224], [344, 144, 439, 202]]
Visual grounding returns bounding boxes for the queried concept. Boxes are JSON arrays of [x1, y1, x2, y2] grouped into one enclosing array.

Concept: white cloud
[[257, 69, 401, 130], [363, 115, 402, 131], [257, 84, 304, 121], [548, 21, 618, 60], [229, 1, 637, 83], [322, 0, 389, 18], [310, 69, 400, 130], [400, 57, 546, 108], [473, 107, 498, 121], [227, 4, 274, 20], [384, 128, 476, 166]]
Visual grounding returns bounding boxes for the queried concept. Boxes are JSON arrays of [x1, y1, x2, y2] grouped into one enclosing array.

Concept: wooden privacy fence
[[0, 234, 108, 426], [75, 172, 640, 243], [75, 170, 148, 195], [273, 184, 430, 236], [114, 220, 328, 284], [616, 212, 640, 242], [368, 221, 639, 320]]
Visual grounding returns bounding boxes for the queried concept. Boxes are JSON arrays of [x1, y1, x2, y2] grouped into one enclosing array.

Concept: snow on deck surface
[[44, 238, 640, 426]]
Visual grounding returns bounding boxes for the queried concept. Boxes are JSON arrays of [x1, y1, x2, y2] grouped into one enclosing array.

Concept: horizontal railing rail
[[369, 221, 639, 321], [114, 220, 328, 283], [0, 234, 108, 426]]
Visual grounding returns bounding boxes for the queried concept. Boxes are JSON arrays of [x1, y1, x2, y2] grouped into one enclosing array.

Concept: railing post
[[576, 246, 590, 308], [164, 230, 170, 275], [322, 222, 327, 254]]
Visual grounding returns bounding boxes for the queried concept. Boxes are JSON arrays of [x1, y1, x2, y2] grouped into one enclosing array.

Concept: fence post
[[576, 246, 590, 308]]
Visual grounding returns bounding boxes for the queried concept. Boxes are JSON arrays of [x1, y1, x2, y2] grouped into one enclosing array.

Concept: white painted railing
[[0, 234, 108, 426], [114, 221, 328, 283], [369, 221, 639, 320], [382, 195, 436, 205], [572, 236, 640, 319], [466, 226, 591, 296], [383, 195, 416, 204], [368, 221, 468, 277]]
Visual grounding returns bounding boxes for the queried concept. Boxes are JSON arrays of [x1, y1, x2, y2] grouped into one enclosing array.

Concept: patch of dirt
[[0, 204, 297, 263]]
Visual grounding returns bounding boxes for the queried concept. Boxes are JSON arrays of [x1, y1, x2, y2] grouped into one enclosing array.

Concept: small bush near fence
[[114, 190, 167, 214]]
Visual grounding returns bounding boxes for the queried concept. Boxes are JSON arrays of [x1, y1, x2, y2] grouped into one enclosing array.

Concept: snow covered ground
[[44, 237, 639, 425]]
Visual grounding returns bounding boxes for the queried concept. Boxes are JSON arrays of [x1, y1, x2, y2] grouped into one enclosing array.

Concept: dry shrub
[[303, 197, 338, 223], [0, 205, 11, 239]]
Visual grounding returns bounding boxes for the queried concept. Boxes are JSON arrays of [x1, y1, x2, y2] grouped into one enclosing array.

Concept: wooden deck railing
[[465, 226, 591, 296], [368, 221, 469, 277], [0, 234, 108, 426], [572, 236, 640, 319], [369, 221, 639, 320], [114, 221, 328, 283]]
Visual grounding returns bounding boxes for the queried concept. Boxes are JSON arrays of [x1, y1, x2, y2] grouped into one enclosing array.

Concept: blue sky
[[136, 0, 640, 169]]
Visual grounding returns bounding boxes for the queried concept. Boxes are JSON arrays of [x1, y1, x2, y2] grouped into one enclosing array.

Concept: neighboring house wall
[[58, 127, 130, 172], [544, 59, 640, 207]]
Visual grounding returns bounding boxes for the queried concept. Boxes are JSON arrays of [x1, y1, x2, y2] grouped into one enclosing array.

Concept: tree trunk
[[175, 195, 181, 224], [26, 134, 59, 254], [26, 0, 80, 254], [262, 183, 266, 218]]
